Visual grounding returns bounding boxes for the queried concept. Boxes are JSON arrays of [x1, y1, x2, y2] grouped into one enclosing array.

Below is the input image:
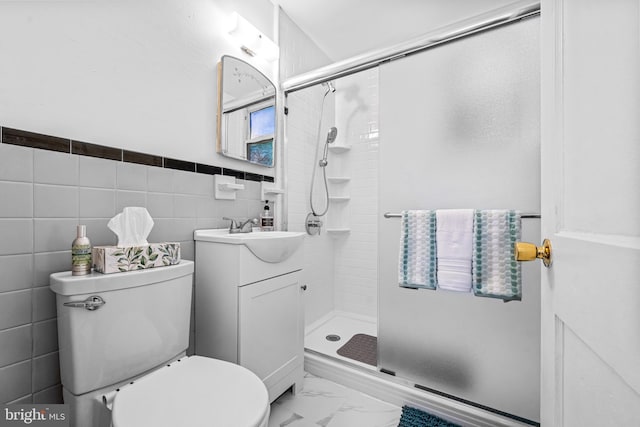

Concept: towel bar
[[383, 212, 541, 219]]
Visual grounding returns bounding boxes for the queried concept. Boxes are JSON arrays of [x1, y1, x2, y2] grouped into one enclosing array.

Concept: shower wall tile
[[0, 255, 33, 292], [33, 150, 78, 186], [332, 68, 379, 318], [0, 182, 33, 217], [34, 184, 78, 218]]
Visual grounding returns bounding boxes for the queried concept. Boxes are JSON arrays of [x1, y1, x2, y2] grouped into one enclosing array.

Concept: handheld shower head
[[319, 127, 338, 168], [326, 127, 338, 144]]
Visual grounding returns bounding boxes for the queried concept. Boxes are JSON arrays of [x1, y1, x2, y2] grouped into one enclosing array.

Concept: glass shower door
[[377, 17, 541, 423]]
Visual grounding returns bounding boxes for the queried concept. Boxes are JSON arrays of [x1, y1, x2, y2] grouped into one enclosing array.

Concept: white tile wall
[[0, 142, 266, 404], [283, 37, 380, 323], [286, 85, 337, 327], [332, 69, 379, 318]]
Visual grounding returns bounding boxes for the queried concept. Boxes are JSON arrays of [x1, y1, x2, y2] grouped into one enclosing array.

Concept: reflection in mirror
[[216, 55, 276, 167]]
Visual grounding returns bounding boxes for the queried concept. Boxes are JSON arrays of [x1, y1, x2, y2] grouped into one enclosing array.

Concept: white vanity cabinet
[[193, 229, 305, 402]]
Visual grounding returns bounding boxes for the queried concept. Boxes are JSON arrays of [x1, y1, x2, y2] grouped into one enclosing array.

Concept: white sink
[[193, 229, 305, 263]]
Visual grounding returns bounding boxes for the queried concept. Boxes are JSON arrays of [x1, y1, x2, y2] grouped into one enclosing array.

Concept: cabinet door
[[238, 272, 303, 397]]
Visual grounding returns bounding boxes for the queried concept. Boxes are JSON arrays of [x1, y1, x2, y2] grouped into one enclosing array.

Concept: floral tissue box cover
[[92, 243, 181, 274]]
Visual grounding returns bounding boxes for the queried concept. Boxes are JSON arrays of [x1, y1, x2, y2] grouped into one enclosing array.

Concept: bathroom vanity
[[193, 229, 305, 402]]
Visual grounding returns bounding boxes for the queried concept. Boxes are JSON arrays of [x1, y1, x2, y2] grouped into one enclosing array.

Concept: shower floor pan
[[304, 311, 377, 371]]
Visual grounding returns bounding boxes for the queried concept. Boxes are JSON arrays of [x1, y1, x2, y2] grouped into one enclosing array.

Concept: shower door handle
[[515, 239, 552, 267]]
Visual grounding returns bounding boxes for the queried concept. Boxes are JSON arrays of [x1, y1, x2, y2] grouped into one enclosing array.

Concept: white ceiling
[[274, 0, 521, 61]]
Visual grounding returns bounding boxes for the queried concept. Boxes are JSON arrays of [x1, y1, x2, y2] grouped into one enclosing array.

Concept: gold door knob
[[515, 239, 552, 267]]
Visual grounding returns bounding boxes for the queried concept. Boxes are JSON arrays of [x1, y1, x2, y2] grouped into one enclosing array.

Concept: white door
[[540, 0, 640, 425]]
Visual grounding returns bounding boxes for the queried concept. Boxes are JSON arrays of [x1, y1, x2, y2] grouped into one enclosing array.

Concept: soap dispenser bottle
[[72, 225, 92, 276], [260, 200, 274, 231]]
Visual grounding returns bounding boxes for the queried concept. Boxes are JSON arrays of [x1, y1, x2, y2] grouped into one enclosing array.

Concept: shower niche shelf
[[326, 228, 351, 236], [328, 176, 351, 183], [328, 145, 351, 154], [328, 196, 350, 203]]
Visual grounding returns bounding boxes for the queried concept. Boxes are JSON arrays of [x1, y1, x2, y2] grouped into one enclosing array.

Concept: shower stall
[[283, 2, 540, 424]]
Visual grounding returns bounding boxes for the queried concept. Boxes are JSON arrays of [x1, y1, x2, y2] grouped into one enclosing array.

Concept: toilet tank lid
[[49, 260, 194, 296]]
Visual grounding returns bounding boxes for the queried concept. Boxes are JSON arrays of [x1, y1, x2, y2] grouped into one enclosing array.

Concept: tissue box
[[92, 243, 181, 274]]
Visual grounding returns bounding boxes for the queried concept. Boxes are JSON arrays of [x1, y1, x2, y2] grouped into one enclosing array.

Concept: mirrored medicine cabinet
[[216, 55, 276, 168]]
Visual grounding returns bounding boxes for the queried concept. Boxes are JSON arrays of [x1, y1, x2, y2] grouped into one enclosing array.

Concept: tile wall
[[331, 68, 379, 318], [0, 127, 268, 404], [279, 7, 337, 328], [284, 71, 380, 323], [286, 86, 337, 327]]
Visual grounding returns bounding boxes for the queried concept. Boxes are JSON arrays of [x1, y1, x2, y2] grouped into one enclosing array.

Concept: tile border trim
[[1, 126, 274, 183]]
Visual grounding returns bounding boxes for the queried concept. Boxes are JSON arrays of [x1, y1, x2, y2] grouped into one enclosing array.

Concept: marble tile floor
[[269, 372, 401, 427]]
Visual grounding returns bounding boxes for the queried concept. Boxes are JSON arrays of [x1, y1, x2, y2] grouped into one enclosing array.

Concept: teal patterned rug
[[398, 406, 460, 427]]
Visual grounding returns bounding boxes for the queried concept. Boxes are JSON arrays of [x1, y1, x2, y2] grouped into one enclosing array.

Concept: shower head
[[322, 81, 336, 93], [326, 127, 338, 144]]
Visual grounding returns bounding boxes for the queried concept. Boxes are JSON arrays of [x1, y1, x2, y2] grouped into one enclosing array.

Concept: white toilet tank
[[50, 261, 194, 396]]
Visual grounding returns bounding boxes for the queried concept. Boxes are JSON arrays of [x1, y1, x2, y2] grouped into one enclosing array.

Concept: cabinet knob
[[301, 285, 308, 291]]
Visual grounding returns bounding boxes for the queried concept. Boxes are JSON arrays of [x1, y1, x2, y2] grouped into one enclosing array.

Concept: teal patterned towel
[[398, 210, 437, 289], [472, 210, 522, 301]]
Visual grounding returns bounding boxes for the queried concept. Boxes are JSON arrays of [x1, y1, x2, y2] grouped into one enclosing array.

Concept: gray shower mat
[[336, 333, 377, 366]]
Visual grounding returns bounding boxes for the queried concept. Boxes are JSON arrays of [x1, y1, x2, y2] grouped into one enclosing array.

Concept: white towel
[[436, 209, 474, 292]]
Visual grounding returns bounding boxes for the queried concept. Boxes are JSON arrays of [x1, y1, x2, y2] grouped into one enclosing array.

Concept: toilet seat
[[111, 356, 270, 427]]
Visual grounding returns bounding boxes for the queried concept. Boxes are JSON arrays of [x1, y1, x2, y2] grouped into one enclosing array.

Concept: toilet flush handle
[[63, 295, 106, 311]]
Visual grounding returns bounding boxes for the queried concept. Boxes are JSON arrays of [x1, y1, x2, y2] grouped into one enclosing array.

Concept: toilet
[[50, 260, 270, 427]]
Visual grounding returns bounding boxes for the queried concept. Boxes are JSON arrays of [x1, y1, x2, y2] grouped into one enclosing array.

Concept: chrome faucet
[[223, 217, 259, 234]]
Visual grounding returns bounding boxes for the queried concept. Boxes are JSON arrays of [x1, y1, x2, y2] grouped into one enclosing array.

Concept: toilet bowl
[[111, 356, 269, 427], [50, 260, 269, 427]]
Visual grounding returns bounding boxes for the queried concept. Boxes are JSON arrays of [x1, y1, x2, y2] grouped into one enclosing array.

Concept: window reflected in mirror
[[216, 55, 276, 167]]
